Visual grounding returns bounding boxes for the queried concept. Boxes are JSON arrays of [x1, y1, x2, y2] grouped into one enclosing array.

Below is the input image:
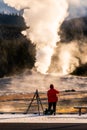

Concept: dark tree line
[[58, 16, 87, 76], [71, 63, 87, 76], [0, 35, 36, 77], [59, 16, 87, 43]]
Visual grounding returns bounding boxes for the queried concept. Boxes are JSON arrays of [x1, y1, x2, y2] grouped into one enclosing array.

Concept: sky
[[3, 0, 87, 19], [67, 0, 87, 19]]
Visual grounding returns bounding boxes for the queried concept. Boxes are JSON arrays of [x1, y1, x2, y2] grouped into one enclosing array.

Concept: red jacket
[[47, 88, 59, 103]]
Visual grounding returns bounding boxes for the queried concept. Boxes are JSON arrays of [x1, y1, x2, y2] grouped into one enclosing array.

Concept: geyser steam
[[5, 0, 68, 74], [4, 0, 87, 76]]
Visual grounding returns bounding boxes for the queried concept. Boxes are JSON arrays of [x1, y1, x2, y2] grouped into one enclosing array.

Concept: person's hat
[[50, 84, 54, 89]]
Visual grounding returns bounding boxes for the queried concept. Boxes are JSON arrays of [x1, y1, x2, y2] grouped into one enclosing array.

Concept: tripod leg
[[39, 98, 44, 112], [37, 91, 44, 112], [26, 93, 36, 114], [36, 90, 44, 114], [36, 95, 40, 115]]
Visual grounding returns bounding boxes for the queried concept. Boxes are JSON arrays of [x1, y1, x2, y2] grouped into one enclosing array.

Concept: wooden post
[[79, 108, 81, 116]]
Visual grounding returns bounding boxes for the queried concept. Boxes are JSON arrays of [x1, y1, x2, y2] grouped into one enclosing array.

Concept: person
[[47, 84, 59, 115]]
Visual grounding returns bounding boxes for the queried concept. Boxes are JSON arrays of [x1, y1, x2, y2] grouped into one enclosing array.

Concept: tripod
[[26, 89, 44, 115]]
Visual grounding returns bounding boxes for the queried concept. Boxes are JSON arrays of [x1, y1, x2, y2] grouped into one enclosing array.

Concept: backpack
[[43, 108, 54, 115]]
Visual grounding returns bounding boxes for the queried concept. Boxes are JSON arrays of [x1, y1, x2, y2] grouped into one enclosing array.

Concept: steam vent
[[0, 0, 36, 77]]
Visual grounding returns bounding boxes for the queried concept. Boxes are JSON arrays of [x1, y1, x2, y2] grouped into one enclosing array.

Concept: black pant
[[48, 102, 57, 114]]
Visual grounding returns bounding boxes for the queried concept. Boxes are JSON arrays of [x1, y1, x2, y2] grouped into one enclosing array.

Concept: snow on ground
[[0, 114, 87, 123]]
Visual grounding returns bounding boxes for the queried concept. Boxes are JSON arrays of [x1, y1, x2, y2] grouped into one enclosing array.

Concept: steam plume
[[5, 0, 68, 74], [5, 0, 87, 76]]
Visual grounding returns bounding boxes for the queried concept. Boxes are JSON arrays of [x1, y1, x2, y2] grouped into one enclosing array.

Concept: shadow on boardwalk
[[0, 123, 87, 130]]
